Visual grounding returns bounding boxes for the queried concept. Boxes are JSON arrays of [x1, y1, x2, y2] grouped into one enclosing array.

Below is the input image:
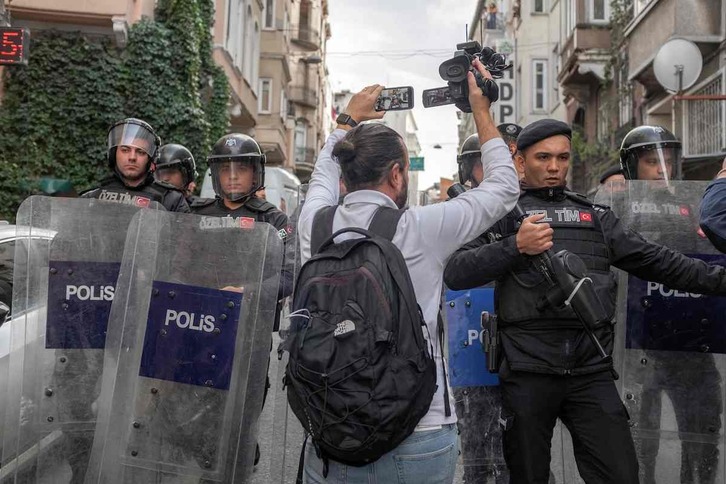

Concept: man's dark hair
[[333, 123, 406, 192]]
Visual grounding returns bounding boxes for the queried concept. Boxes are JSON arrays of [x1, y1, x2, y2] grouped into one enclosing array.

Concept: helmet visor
[[108, 123, 156, 157], [210, 158, 262, 202], [457, 153, 481, 187], [635, 145, 680, 185]]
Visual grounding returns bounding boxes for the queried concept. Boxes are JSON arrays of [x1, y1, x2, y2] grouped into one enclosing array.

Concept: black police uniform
[[443, 185, 726, 483], [81, 174, 190, 213], [191, 196, 293, 301], [614, 187, 722, 484]]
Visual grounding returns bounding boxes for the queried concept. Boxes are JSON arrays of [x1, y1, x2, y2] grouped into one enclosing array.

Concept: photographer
[[700, 157, 726, 252], [296, 58, 519, 483], [443, 119, 726, 483]]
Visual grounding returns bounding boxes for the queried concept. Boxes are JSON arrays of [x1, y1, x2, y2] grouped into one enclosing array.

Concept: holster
[[481, 311, 502, 373]]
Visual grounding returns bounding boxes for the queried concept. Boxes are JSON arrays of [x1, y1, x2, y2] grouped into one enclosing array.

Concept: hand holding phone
[[375, 86, 414, 111]]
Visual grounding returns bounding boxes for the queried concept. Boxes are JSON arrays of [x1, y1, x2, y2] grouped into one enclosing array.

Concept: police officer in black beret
[[444, 118, 726, 483], [497, 123, 522, 157]]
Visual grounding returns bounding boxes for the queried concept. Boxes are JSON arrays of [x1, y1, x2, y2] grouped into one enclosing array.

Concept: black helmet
[[155, 144, 197, 188], [619, 125, 681, 180], [207, 133, 266, 202], [457, 133, 481, 185], [107, 118, 160, 173]]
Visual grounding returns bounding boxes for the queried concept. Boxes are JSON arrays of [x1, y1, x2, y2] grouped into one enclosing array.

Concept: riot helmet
[[155, 144, 197, 189], [619, 125, 681, 182], [207, 133, 266, 202], [457, 133, 481, 187], [107, 118, 160, 174]]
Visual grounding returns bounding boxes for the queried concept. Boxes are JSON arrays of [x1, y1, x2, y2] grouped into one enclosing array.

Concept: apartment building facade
[[3, 0, 331, 182]]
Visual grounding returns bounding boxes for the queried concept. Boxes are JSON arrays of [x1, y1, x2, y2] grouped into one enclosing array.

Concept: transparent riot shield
[[444, 288, 582, 483], [86, 209, 283, 483], [596, 180, 726, 484], [1, 196, 160, 484]]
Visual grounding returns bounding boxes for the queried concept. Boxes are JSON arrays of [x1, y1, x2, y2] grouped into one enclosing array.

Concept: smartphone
[[422, 87, 455, 108], [375, 86, 414, 111]]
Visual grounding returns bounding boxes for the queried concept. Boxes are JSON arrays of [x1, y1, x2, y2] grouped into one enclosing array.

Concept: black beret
[[497, 123, 523, 139], [516, 119, 572, 152]]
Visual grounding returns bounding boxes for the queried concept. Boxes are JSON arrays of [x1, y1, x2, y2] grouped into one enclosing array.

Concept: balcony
[[289, 86, 319, 108], [294, 147, 316, 179], [291, 25, 320, 51], [625, 0, 721, 93]]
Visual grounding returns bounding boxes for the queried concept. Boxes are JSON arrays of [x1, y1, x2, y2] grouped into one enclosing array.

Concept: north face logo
[[334, 320, 356, 338]]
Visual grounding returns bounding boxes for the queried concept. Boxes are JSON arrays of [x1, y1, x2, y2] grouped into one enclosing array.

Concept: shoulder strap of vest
[[564, 190, 610, 211], [245, 196, 277, 213], [368, 207, 406, 241], [190, 197, 217, 209], [311, 206, 338, 256]]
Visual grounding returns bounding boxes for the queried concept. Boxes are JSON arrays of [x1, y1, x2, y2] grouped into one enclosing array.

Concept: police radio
[[512, 205, 612, 360]]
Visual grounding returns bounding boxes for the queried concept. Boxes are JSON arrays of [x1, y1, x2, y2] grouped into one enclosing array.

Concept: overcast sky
[[326, 0, 480, 190]]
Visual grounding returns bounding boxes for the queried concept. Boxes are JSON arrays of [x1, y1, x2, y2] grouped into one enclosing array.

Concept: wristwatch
[[336, 113, 359, 128]]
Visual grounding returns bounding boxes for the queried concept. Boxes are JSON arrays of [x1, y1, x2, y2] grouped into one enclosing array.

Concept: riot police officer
[[82, 118, 190, 212], [154, 143, 198, 203], [191, 133, 293, 299], [443, 119, 726, 483], [191, 134, 294, 465], [620, 125, 722, 484]]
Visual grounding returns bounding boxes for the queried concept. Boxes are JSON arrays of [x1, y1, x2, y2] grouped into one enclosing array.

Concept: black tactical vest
[[495, 187, 615, 329]]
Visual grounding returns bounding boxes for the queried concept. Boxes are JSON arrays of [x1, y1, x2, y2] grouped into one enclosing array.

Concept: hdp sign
[[0, 27, 30, 66]]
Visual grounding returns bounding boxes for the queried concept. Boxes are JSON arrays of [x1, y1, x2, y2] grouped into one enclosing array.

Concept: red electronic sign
[[0, 27, 30, 66]]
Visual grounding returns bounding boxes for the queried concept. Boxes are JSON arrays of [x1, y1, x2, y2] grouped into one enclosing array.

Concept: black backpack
[[284, 205, 440, 469]]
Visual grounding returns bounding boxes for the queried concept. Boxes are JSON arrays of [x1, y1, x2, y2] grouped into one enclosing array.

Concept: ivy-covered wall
[[0, 0, 229, 221]]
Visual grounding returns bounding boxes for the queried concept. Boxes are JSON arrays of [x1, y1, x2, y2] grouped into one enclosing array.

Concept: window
[[563, 0, 576, 36], [589, 0, 609, 22], [259, 79, 272, 113], [533, 0, 546, 13], [280, 89, 287, 121], [242, 3, 260, 89], [532, 60, 548, 112], [264, 0, 275, 29], [294, 124, 307, 163], [597, 88, 610, 141], [552, 43, 560, 108], [226, 0, 245, 69]]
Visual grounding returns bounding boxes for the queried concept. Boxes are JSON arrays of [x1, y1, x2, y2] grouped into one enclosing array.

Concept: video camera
[[423, 40, 511, 113]]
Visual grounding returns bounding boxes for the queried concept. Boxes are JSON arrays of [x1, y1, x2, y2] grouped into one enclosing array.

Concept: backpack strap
[[368, 206, 406, 241], [311, 205, 338, 255]]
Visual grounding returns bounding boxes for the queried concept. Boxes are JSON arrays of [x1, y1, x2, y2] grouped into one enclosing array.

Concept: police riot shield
[[1, 196, 160, 484], [86, 208, 283, 483], [596, 180, 726, 484], [444, 288, 582, 483]]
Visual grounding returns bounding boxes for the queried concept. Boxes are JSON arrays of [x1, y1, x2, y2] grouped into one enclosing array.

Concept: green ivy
[[0, 0, 229, 222]]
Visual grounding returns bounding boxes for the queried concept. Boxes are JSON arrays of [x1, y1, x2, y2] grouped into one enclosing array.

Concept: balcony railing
[[291, 25, 320, 51], [295, 147, 316, 166], [684, 71, 725, 157], [289, 86, 319, 108]]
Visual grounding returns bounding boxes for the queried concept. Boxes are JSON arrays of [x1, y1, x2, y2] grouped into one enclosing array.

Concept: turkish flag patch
[[580, 212, 593, 222], [135, 197, 151, 208], [239, 217, 255, 229], [680, 206, 690, 216]]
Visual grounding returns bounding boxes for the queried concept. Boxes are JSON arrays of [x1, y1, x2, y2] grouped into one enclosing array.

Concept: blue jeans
[[303, 424, 459, 484]]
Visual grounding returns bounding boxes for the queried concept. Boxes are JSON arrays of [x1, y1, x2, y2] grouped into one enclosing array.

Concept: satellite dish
[[653, 38, 703, 92]]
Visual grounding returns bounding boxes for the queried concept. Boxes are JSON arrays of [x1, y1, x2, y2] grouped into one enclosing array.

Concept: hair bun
[[333, 140, 356, 165]]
